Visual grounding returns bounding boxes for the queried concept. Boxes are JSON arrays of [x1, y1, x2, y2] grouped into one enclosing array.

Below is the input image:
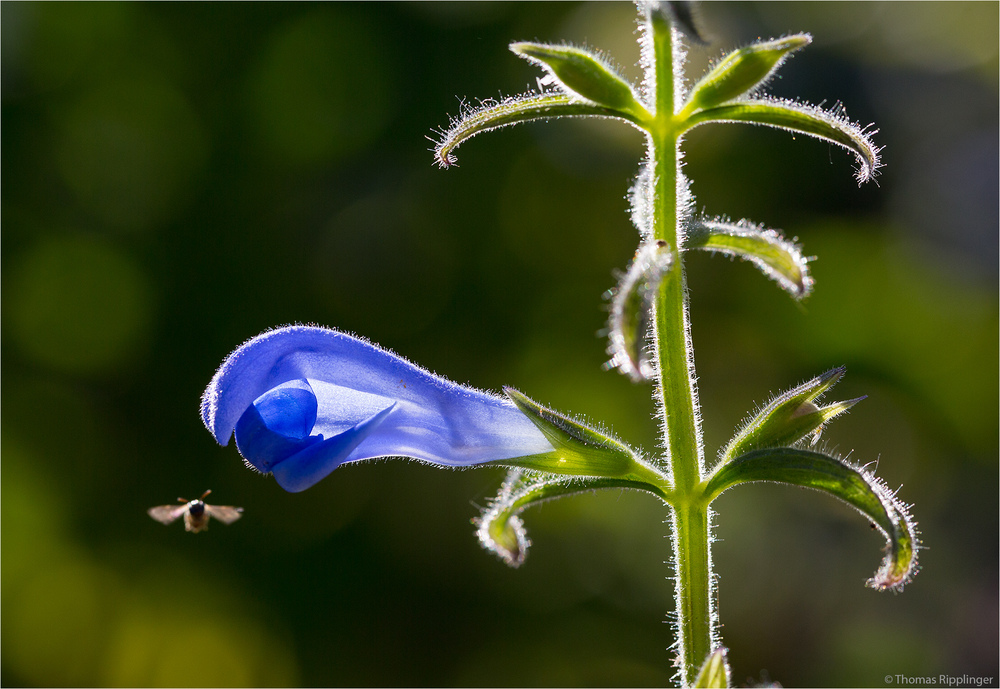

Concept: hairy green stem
[[649, 15, 714, 685]]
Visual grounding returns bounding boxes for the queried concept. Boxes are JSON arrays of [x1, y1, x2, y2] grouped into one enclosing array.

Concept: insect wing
[[148, 504, 189, 525], [205, 504, 244, 525]]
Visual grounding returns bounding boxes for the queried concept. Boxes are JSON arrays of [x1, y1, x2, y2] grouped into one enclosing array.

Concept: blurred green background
[[2, 2, 996, 686]]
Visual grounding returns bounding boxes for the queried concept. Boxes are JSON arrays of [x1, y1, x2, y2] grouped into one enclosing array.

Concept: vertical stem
[[648, 9, 714, 685]]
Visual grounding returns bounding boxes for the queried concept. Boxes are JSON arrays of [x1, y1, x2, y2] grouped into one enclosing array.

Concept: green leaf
[[477, 469, 670, 567], [684, 35, 811, 113], [704, 448, 920, 591], [693, 647, 731, 688], [433, 92, 630, 168], [681, 98, 882, 183], [686, 218, 812, 299], [606, 240, 675, 382], [500, 388, 665, 482], [510, 42, 651, 121], [721, 367, 862, 463]]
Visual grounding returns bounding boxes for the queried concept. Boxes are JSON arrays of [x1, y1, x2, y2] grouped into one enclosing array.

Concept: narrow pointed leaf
[[607, 240, 674, 381], [433, 92, 633, 168], [686, 218, 812, 299], [681, 98, 881, 183], [705, 448, 920, 591], [511, 42, 651, 121], [685, 35, 811, 113], [477, 469, 670, 567], [501, 388, 665, 482], [721, 367, 862, 463], [693, 648, 731, 688]]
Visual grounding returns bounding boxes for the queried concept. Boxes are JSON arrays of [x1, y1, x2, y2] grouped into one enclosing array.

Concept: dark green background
[[2, 2, 997, 686]]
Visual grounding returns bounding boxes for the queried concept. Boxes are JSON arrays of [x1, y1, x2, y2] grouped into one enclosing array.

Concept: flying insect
[[148, 489, 243, 533]]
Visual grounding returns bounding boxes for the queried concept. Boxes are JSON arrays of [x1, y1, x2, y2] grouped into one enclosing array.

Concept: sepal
[[433, 92, 626, 168], [500, 388, 660, 481], [693, 647, 731, 688], [683, 35, 811, 114], [606, 240, 675, 382], [686, 218, 812, 299], [682, 98, 881, 183], [510, 42, 651, 121], [704, 447, 920, 591], [721, 367, 861, 463]]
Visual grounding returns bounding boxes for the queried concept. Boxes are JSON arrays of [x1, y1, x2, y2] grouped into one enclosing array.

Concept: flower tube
[[202, 325, 555, 492]]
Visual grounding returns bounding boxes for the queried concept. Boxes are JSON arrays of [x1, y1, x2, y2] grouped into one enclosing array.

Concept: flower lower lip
[[268, 404, 396, 492]]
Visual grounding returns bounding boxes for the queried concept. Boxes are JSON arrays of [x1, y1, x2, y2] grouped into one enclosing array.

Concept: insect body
[[148, 489, 243, 533]]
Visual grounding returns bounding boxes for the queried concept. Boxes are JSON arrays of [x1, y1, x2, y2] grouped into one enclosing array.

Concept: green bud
[[685, 34, 811, 113], [693, 648, 731, 688], [510, 42, 650, 121], [721, 367, 863, 463]]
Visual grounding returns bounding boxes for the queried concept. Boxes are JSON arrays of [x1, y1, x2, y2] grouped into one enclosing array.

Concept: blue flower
[[201, 325, 555, 492]]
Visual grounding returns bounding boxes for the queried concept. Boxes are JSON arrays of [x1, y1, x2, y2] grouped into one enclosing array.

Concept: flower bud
[[685, 35, 811, 113], [693, 648, 731, 688], [722, 367, 863, 463]]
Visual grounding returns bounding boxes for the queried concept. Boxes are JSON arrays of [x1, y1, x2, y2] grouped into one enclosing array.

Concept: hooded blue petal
[[202, 325, 555, 492]]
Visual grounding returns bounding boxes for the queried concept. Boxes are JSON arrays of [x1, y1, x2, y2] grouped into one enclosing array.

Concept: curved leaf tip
[[432, 92, 631, 169], [476, 501, 529, 568], [863, 474, 920, 591], [476, 467, 673, 568], [606, 240, 675, 382], [686, 218, 813, 299], [681, 98, 883, 185], [705, 448, 920, 592]]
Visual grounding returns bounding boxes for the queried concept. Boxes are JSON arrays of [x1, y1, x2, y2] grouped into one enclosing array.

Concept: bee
[[148, 489, 243, 533]]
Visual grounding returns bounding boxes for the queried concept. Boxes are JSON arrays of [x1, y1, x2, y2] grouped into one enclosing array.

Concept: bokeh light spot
[[103, 606, 288, 687], [4, 557, 116, 687], [20, 2, 137, 91], [53, 75, 208, 230], [6, 235, 154, 374], [246, 8, 394, 166], [312, 187, 457, 336]]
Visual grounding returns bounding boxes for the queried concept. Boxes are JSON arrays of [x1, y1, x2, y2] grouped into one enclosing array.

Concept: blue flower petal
[[253, 379, 318, 440], [270, 403, 396, 492], [202, 325, 555, 491], [234, 379, 323, 472]]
